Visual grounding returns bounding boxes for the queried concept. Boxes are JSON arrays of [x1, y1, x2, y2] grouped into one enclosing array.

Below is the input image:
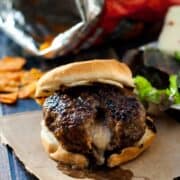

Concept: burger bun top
[[35, 59, 134, 105]]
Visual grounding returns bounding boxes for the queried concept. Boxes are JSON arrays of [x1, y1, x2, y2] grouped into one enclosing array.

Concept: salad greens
[[169, 75, 180, 104], [134, 75, 180, 105], [175, 51, 180, 62]]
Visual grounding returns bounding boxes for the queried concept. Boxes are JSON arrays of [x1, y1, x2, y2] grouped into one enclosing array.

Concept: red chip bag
[[99, 0, 180, 34]]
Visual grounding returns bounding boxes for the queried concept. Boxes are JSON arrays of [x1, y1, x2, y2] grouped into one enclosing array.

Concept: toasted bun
[[35, 59, 134, 105], [41, 121, 89, 169], [107, 117, 156, 167], [41, 117, 156, 168]]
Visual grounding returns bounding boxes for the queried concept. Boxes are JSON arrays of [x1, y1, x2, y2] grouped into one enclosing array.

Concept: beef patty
[[43, 83, 146, 165]]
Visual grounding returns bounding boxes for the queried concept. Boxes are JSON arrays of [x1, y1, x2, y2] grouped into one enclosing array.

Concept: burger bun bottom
[[41, 118, 156, 169]]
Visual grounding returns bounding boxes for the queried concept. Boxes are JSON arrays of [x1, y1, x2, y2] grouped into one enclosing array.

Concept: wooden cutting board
[[0, 111, 180, 180]]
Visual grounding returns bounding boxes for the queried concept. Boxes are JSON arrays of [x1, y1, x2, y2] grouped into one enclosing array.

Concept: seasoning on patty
[[35, 59, 156, 169]]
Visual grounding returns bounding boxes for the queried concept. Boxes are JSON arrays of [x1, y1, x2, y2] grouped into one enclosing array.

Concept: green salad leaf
[[134, 75, 180, 105], [169, 75, 180, 104], [175, 51, 180, 62], [177, 73, 180, 89]]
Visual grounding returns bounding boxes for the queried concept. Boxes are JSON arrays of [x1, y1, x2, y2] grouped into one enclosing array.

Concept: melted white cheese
[[90, 123, 111, 164], [91, 123, 111, 150]]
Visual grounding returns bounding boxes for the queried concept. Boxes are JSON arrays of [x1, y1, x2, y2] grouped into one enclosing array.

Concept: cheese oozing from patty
[[90, 123, 111, 164]]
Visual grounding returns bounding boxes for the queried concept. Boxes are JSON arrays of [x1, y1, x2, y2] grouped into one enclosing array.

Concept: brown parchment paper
[[0, 111, 180, 180]]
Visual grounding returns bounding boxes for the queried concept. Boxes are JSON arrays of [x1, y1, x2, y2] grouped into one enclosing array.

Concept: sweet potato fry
[[0, 79, 19, 86], [0, 92, 18, 104], [0, 56, 26, 71], [0, 80, 19, 93], [0, 85, 18, 93], [0, 71, 25, 81], [18, 81, 37, 99], [40, 35, 54, 50], [0, 55, 43, 103], [20, 68, 43, 85], [29, 68, 44, 80], [40, 41, 52, 50]]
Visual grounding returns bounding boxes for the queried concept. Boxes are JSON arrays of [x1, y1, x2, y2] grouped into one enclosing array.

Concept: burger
[[35, 59, 156, 169]]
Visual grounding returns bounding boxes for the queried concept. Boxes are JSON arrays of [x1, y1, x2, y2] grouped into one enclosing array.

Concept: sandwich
[[35, 59, 156, 169]]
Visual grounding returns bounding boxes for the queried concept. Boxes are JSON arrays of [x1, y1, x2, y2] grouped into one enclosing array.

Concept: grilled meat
[[43, 83, 146, 165]]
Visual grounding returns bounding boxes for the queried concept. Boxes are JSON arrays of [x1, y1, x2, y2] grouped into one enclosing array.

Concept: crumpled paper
[[1, 111, 180, 180]]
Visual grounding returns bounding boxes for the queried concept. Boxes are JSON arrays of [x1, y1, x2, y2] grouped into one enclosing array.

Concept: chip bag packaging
[[0, 0, 180, 58]]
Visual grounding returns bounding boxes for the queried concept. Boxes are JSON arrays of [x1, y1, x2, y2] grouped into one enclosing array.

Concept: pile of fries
[[0, 56, 43, 104]]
